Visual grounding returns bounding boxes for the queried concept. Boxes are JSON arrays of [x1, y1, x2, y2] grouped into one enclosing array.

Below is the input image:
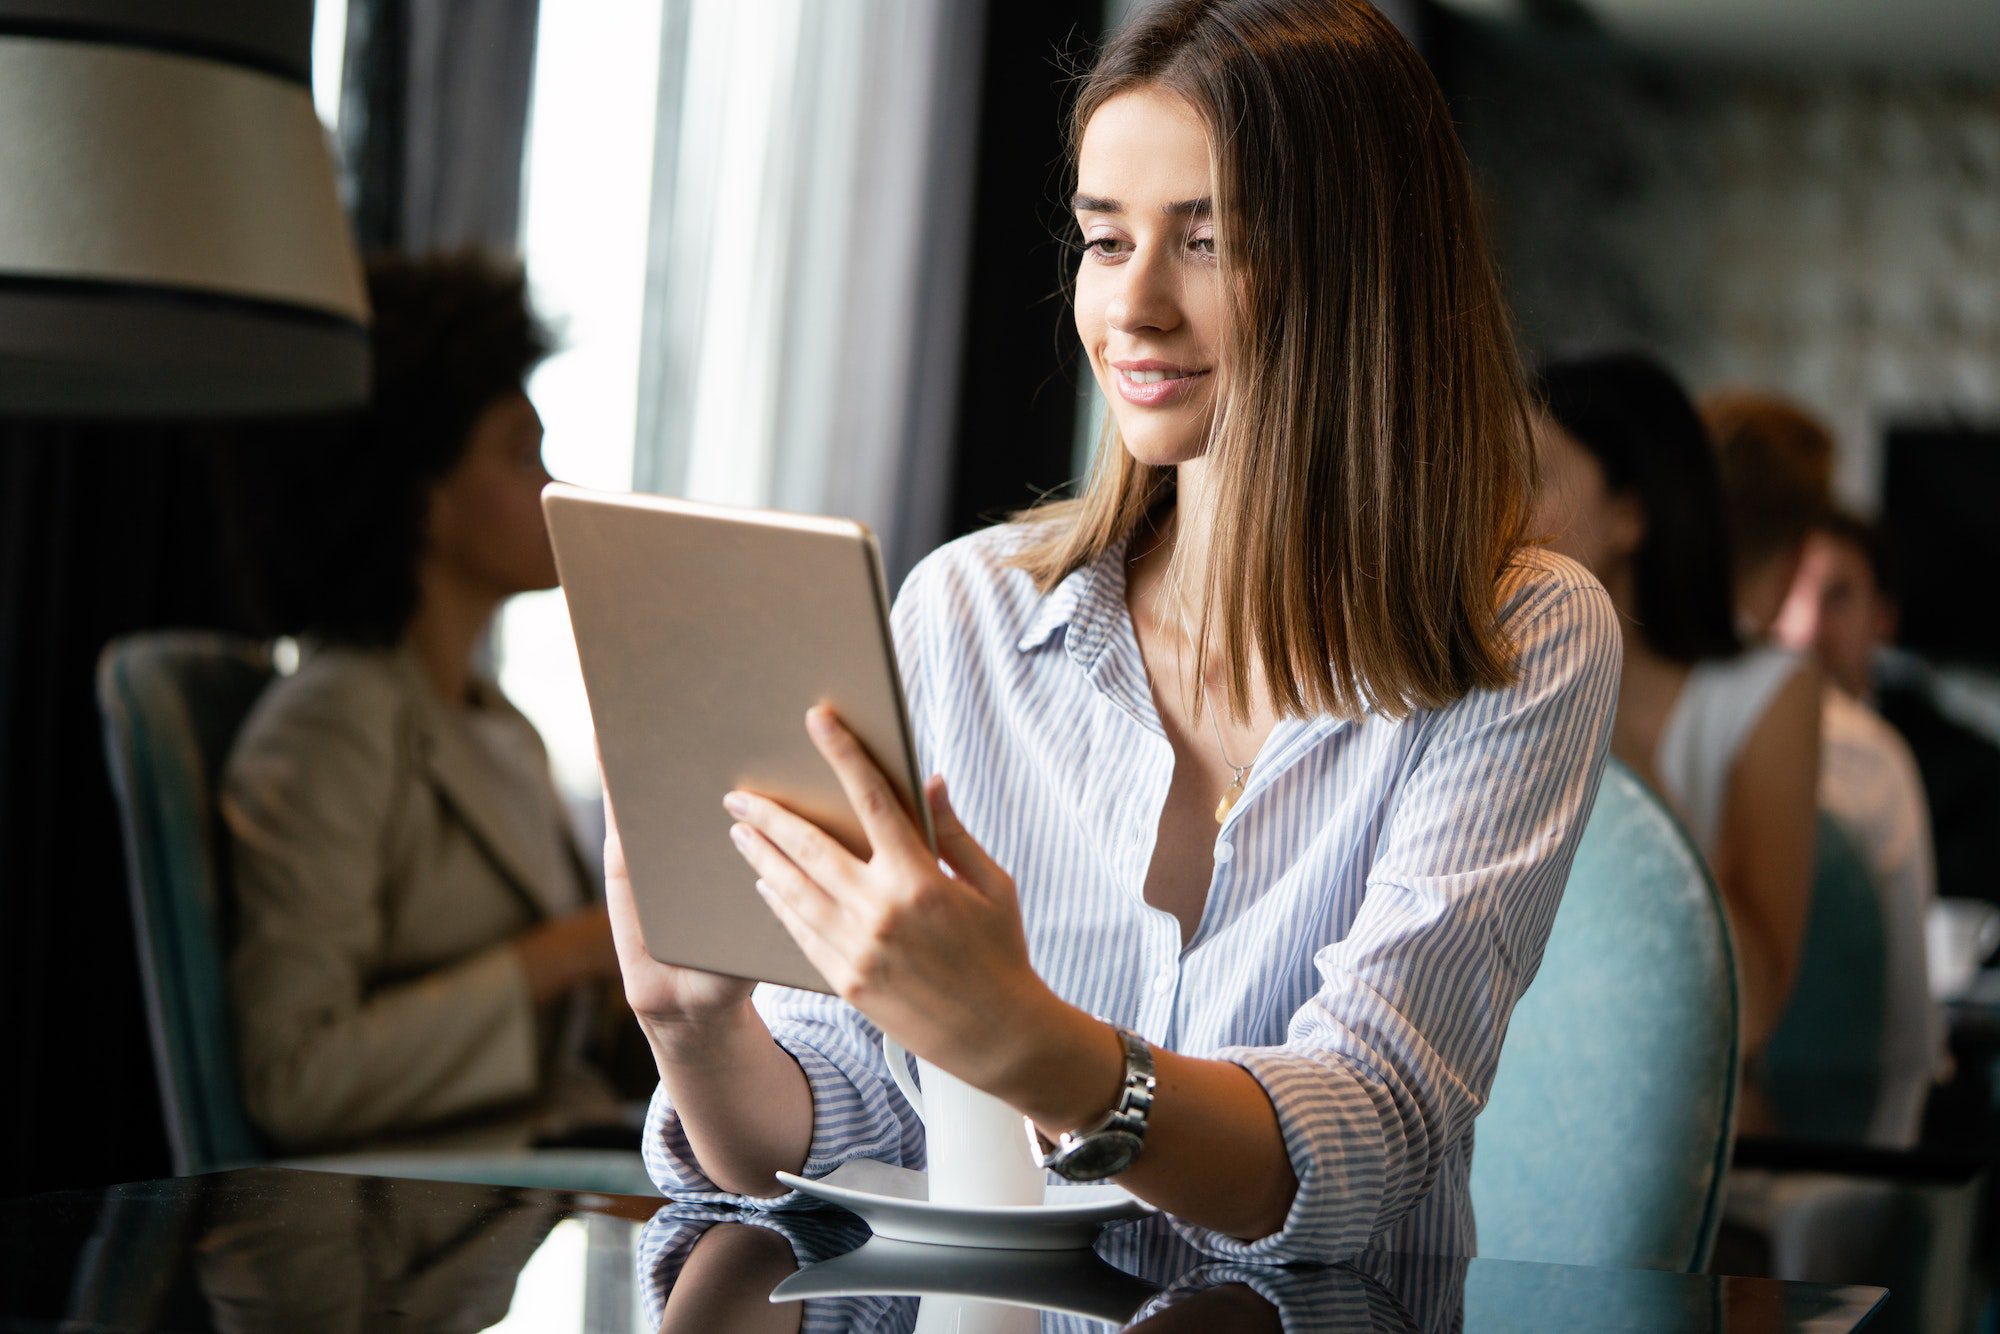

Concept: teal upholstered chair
[[1760, 815, 1888, 1144], [99, 632, 273, 1175], [1470, 759, 1739, 1272], [97, 632, 656, 1196]]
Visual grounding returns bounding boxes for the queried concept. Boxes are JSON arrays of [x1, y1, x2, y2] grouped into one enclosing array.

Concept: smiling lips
[[1112, 359, 1211, 407]]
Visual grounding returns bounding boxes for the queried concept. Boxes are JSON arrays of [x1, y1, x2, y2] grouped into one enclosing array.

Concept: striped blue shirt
[[644, 522, 1621, 1262]]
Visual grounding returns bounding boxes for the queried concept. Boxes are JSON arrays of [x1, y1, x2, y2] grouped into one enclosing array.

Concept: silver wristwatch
[[1024, 1025, 1156, 1182]]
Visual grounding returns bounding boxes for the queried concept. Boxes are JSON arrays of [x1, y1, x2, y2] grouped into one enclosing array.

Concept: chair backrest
[[97, 631, 276, 1174], [1761, 815, 1889, 1143], [1470, 759, 1739, 1273]]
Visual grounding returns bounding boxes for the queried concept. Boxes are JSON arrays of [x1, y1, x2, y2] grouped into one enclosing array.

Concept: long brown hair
[[1008, 0, 1535, 723]]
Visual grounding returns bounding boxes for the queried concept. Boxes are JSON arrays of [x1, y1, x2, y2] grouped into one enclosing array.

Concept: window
[[498, 0, 668, 806]]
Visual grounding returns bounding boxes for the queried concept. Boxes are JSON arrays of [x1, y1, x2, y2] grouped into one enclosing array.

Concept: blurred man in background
[[1779, 513, 2000, 921], [1712, 396, 1938, 1146]]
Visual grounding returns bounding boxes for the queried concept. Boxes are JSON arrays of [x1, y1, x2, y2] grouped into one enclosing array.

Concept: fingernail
[[723, 792, 749, 817], [729, 823, 751, 847], [806, 708, 835, 740], [753, 879, 775, 900]]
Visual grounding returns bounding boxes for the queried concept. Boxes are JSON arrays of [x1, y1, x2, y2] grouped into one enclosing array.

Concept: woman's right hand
[[604, 798, 757, 1034]]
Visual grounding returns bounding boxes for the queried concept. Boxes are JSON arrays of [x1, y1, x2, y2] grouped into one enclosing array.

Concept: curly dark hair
[[223, 251, 554, 644]]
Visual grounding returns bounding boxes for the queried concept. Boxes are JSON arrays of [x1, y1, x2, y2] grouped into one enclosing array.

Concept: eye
[[1188, 233, 1216, 258], [1081, 234, 1128, 261]]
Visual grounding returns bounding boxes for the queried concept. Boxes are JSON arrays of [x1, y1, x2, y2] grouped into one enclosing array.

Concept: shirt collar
[[1014, 530, 1134, 658]]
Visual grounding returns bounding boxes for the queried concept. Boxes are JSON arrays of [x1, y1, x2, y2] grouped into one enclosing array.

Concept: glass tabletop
[[0, 1168, 1887, 1331]]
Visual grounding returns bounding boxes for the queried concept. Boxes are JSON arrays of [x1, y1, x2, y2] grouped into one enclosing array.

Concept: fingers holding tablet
[[801, 705, 931, 868]]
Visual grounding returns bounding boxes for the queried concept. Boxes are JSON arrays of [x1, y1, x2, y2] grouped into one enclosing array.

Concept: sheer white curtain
[[632, 0, 983, 585]]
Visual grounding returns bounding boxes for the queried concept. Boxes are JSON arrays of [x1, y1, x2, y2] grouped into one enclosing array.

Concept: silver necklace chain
[[1163, 584, 1253, 820]]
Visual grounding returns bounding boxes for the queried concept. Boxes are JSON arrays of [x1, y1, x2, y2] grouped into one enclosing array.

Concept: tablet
[[543, 483, 934, 994]]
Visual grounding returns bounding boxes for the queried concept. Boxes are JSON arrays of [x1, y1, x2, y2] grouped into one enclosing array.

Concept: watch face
[[1056, 1130, 1142, 1181]]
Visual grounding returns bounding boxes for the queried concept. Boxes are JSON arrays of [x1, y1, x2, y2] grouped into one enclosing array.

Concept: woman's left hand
[[722, 705, 1056, 1093]]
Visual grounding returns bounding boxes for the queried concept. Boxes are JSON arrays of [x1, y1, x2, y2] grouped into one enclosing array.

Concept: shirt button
[[1151, 971, 1175, 995], [1214, 840, 1235, 864]]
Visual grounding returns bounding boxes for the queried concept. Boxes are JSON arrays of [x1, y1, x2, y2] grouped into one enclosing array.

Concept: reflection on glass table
[[0, 1168, 1886, 1332]]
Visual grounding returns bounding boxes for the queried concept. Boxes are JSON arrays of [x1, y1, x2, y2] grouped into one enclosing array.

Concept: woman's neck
[[405, 562, 502, 707], [1127, 462, 1214, 593], [1125, 461, 1254, 696]]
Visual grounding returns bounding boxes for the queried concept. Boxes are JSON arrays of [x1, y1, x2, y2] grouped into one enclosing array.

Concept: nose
[[1104, 242, 1183, 337]]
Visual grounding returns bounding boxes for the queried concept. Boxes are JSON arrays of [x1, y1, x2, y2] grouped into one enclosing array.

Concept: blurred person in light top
[[1534, 354, 1820, 1073], [221, 252, 642, 1154]]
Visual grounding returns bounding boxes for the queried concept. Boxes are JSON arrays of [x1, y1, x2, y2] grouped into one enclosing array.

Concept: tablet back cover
[[545, 484, 931, 995]]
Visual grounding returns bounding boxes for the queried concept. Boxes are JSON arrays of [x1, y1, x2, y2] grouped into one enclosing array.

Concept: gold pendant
[[1214, 774, 1245, 824]]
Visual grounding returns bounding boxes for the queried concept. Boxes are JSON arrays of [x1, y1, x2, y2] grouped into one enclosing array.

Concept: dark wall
[[1, 426, 257, 1195], [945, 0, 1109, 537], [1430, 7, 2000, 508]]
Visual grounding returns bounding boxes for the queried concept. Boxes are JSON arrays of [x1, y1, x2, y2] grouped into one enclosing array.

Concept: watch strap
[[1028, 1025, 1156, 1179]]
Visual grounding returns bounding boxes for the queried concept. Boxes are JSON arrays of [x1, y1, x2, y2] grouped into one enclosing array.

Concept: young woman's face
[[1072, 87, 1222, 469], [424, 390, 559, 598]]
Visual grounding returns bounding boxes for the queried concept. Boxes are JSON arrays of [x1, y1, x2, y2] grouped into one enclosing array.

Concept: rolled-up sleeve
[[643, 986, 925, 1203], [1193, 581, 1622, 1261], [636, 1203, 887, 1330]]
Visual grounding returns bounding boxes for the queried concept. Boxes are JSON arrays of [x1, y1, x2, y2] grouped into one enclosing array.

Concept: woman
[[615, 0, 1620, 1262], [222, 252, 633, 1153], [1534, 353, 1821, 1063]]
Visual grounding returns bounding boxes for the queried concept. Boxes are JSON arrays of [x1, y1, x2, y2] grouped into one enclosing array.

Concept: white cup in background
[[915, 1297, 1039, 1334], [1927, 897, 2000, 1001], [883, 1036, 1047, 1208]]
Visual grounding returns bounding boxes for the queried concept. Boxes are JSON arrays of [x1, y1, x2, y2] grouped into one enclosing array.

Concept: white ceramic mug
[[914, 1297, 1040, 1334], [883, 1036, 1046, 1208]]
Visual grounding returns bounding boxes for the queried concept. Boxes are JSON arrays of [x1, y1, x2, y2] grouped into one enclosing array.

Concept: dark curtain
[[0, 427, 258, 1196], [944, 0, 1111, 538], [340, 0, 542, 253]]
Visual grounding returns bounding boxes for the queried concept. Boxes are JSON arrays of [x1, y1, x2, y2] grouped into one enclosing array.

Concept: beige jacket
[[222, 644, 610, 1153]]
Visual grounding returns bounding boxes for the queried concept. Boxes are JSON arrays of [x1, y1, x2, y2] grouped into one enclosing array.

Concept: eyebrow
[[1070, 193, 1212, 220]]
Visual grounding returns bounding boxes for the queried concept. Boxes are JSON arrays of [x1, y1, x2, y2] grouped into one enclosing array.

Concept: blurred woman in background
[[221, 252, 637, 1154], [1534, 352, 1821, 1066]]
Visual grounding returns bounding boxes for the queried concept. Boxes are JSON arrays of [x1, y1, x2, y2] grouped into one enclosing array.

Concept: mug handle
[[882, 1035, 925, 1120]]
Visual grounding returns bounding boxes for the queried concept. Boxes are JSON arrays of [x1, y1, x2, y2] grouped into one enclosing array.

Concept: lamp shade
[[0, 3, 368, 417]]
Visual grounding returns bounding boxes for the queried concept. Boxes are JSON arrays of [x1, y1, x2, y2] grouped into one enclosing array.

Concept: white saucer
[[773, 1159, 1154, 1250], [769, 1235, 1159, 1320]]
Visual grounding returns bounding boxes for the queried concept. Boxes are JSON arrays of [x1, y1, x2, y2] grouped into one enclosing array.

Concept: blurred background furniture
[[1470, 759, 1739, 1272], [1731, 821, 1984, 1332], [96, 631, 654, 1196], [1761, 817, 1889, 1144]]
